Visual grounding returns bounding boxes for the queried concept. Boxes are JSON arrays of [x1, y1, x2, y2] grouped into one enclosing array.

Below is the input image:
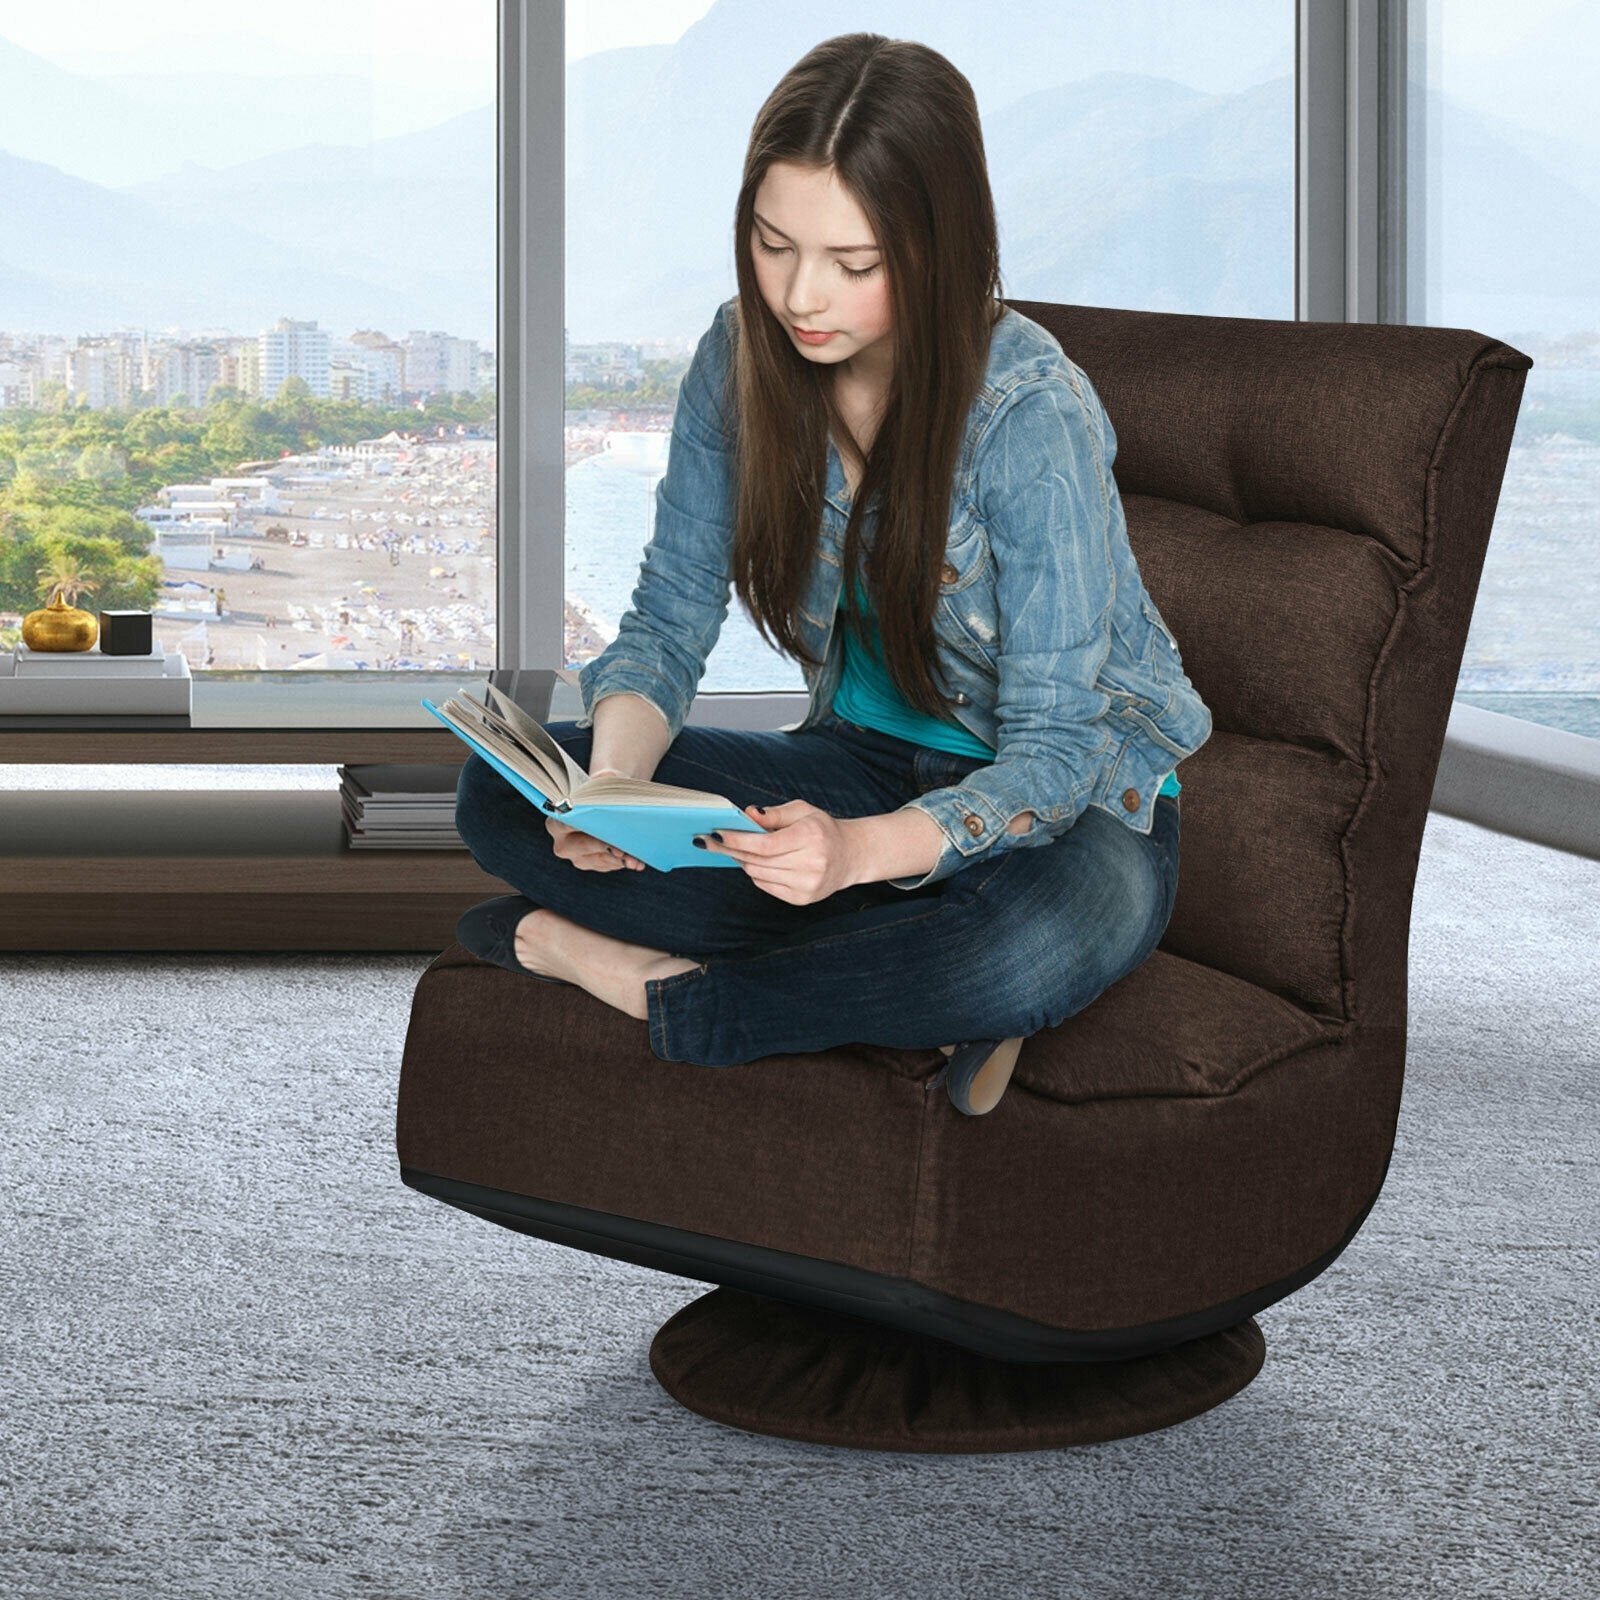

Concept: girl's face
[[750, 161, 893, 387]]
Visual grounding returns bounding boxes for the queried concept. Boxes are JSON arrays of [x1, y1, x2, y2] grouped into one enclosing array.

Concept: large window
[[563, 1, 1295, 699], [0, 1, 497, 676], [2, 0, 1589, 763], [1414, 0, 1600, 739]]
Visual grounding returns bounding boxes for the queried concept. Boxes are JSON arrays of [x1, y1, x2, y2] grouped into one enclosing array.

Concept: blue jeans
[[453, 709, 1180, 1068]]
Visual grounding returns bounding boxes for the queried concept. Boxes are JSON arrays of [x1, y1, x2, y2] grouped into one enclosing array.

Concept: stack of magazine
[[420, 680, 760, 872], [0, 640, 193, 728], [339, 764, 471, 850]]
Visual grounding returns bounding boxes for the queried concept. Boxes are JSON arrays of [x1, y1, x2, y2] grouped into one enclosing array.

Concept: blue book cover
[[422, 682, 763, 872]]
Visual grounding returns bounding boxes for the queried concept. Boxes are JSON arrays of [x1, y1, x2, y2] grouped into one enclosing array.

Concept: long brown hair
[[722, 33, 1005, 721]]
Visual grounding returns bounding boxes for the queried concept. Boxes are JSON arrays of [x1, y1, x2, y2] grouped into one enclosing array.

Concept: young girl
[[453, 33, 1211, 1115]]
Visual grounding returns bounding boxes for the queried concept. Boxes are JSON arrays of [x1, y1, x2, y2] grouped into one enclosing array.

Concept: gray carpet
[[2, 809, 1596, 1599]]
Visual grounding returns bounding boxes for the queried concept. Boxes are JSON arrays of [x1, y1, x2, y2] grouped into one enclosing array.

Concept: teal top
[[832, 571, 1181, 799]]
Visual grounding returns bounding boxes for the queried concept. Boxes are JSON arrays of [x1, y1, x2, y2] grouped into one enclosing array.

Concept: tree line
[[0, 380, 495, 625]]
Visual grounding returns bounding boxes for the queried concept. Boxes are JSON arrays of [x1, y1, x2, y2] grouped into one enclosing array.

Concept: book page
[[574, 772, 742, 807], [440, 695, 569, 802], [467, 688, 579, 793], [481, 681, 590, 794], [485, 680, 735, 808]]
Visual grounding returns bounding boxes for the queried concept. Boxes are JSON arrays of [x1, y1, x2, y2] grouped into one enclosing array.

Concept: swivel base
[[650, 1287, 1265, 1453]]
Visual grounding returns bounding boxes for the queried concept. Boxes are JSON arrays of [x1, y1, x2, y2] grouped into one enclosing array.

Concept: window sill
[[6, 688, 1591, 868], [1432, 700, 1600, 864]]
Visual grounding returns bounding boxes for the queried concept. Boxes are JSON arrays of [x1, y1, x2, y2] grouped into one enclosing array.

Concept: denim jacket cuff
[[884, 788, 1057, 890], [573, 660, 679, 741], [883, 780, 1081, 896]]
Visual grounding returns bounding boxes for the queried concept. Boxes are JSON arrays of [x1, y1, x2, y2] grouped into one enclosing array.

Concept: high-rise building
[[403, 330, 478, 397], [259, 318, 331, 398], [151, 341, 225, 407], [347, 331, 407, 402], [66, 337, 138, 408]]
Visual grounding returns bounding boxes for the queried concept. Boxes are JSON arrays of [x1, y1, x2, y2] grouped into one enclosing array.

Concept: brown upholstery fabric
[[398, 301, 1531, 1337]]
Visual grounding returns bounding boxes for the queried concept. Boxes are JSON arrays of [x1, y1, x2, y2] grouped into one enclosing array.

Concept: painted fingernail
[[692, 836, 706, 848], [710, 832, 724, 842]]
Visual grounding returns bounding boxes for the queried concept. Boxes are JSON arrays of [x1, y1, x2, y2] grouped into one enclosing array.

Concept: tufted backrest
[[1009, 300, 1532, 1038]]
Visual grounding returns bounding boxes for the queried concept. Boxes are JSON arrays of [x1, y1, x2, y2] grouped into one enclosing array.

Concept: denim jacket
[[576, 295, 1213, 890]]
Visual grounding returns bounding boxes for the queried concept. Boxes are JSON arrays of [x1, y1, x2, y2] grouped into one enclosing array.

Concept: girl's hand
[[546, 815, 645, 870], [547, 765, 645, 870], [697, 799, 858, 905]]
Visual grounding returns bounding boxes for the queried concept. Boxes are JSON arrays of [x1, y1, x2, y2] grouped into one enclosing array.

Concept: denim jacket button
[[1121, 788, 1141, 812], [940, 562, 958, 585], [963, 814, 985, 836]]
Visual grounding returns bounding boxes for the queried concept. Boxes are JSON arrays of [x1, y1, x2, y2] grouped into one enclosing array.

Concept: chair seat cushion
[[1012, 947, 1338, 1102], [398, 945, 1369, 1336]]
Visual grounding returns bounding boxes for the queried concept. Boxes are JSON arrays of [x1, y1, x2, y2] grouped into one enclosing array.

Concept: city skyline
[[0, 318, 495, 411]]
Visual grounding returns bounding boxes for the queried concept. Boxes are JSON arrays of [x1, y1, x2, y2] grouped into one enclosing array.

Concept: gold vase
[[22, 594, 99, 651]]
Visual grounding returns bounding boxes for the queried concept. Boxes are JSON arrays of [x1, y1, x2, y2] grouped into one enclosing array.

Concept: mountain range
[[0, 0, 1594, 348]]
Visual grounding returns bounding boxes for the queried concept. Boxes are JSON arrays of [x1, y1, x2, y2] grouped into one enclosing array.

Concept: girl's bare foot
[[514, 907, 699, 1020]]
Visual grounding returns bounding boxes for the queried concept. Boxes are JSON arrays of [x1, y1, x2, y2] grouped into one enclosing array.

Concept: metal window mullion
[[1377, 0, 1414, 325], [499, 0, 565, 674], [1298, 0, 1406, 325], [1346, 0, 1381, 321]]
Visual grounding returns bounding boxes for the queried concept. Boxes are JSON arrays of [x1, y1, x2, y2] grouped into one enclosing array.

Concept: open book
[[420, 681, 763, 871]]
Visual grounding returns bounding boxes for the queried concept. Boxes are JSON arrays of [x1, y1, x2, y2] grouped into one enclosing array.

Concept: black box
[[99, 611, 154, 655]]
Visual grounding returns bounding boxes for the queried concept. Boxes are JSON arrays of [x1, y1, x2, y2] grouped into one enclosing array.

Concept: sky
[[565, 0, 717, 64], [0, 0, 1575, 65], [1434, 0, 1574, 54], [0, 0, 720, 71], [0, 0, 721, 141], [0, 1, 1586, 93], [0, 0, 497, 77], [0, 0, 1590, 150]]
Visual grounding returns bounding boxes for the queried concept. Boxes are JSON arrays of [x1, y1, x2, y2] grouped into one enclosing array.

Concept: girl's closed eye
[[755, 236, 880, 281]]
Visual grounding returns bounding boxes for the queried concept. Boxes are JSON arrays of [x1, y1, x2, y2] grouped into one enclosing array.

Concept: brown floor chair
[[396, 298, 1531, 1452]]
